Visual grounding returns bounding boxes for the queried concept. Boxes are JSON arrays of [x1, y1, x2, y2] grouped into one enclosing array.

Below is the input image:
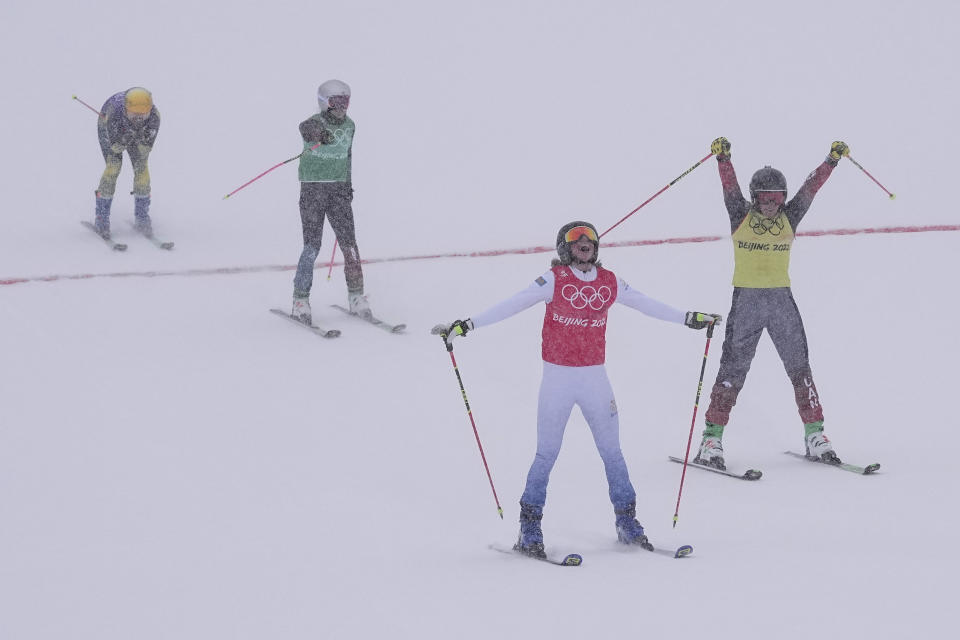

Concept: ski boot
[[513, 502, 546, 559], [694, 436, 725, 470], [693, 421, 726, 470], [94, 194, 113, 239], [134, 195, 153, 236], [292, 293, 312, 325], [614, 502, 652, 549], [805, 422, 841, 464], [348, 290, 372, 320]]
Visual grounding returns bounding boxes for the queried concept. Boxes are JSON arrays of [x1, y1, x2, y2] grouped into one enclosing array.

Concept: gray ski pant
[[704, 287, 825, 426], [293, 181, 364, 296]]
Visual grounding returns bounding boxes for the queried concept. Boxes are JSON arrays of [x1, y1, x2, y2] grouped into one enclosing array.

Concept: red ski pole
[[325, 238, 339, 281], [673, 320, 716, 528], [846, 155, 896, 200], [223, 142, 323, 200], [72, 95, 104, 117], [433, 329, 504, 519], [600, 152, 714, 239]]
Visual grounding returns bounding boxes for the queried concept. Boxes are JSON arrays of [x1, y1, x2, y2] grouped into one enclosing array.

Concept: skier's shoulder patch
[[535, 276, 547, 287]]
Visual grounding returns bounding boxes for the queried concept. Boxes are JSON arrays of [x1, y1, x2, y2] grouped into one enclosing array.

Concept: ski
[[669, 456, 762, 481], [489, 543, 582, 566], [784, 451, 880, 475], [647, 542, 694, 559], [269, 308, 341, 338], [620, 539, 694, 559], [81, 220, 127, 251], [330, 304, 406, 333], [128, 222, 174, 250]]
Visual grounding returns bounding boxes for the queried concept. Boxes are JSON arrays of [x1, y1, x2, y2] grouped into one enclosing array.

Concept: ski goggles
[[563, 225, 598, 243], [327, 95, 350, 110], [756, 191, 786, 205]]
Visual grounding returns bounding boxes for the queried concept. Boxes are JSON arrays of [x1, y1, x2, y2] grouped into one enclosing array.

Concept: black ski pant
[[293, 181, 363, 296], [704, 287, 825, 427]]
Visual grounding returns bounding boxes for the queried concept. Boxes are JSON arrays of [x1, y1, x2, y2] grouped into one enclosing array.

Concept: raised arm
[[712, 137, 750, 233], [784, 141, 846, 229]]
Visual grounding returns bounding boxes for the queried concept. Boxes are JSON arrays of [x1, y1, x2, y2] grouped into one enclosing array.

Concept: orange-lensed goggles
[[563, 225, 598, 243], [756, 191, 786, 205]]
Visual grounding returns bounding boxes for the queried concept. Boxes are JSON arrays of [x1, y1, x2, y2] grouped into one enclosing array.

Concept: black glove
[[300, 120, 332, 145], [684, 311, 722, 330], [711, 137, 731, 161], [431, 319, 474, 349]]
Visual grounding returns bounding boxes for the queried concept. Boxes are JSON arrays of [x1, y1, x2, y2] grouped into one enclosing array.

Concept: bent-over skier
[[92, 87, 160, 239]]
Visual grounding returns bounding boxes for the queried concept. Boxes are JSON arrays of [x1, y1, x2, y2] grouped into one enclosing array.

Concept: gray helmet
[[318, 79, 351, 109], [556, 221, 599, 265], [749, 166, 788, 202]]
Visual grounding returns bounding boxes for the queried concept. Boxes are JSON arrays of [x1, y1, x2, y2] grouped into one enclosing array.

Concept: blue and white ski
[[620, 539, 694, 559], [489, 543, 582, 566]]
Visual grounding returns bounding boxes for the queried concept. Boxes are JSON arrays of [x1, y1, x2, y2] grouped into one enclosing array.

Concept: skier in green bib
[[695, 137, 850, 470], [291, 79, 371, 324]]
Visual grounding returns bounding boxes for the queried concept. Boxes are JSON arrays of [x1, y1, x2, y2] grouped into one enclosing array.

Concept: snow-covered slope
[[1, 2, 957, 638]]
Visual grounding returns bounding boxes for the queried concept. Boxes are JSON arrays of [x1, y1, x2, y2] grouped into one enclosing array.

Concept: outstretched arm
[[616, 278, 686, 324], [434, 272, 553, 348], [470, 273, 554, 328]]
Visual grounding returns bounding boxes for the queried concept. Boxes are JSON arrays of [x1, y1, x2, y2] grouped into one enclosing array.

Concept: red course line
[[1, 224, 957, 287]]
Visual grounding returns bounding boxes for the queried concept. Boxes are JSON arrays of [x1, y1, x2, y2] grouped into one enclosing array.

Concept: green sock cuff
[[804, 421, 824, 437], [703, 421, 725, 439]]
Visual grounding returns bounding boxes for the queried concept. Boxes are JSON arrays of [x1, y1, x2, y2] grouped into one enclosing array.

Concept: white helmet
[[317, 79, 351, 109]]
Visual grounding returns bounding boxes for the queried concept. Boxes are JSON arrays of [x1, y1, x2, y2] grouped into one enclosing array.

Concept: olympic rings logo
[[330, 128, 351, 147], [561, 284, 612, 311]]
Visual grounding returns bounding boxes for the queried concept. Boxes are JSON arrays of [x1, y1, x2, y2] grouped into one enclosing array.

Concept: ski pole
[[600, 152, 714, 239], [846, 155, 896, 200], [72, 95, 103, 117], [434, 330, 504, 519], [325, 238, 339, 281], [672, 320, 716, 528], [222, 142, 323, 199]]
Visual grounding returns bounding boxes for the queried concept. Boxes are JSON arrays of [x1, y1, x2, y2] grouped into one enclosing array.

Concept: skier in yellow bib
[[695, 137, 849, 469]]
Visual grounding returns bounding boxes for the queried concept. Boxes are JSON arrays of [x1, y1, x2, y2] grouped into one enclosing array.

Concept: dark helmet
[[556, 221, 599, 265], [749, 166, 788, 202]]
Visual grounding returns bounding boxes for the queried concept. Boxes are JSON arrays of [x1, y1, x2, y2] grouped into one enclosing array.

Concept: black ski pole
[[673, 320, 716, 528]]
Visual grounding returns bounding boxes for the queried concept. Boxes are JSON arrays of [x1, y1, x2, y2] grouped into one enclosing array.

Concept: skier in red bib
[[438, 221, 721, 558]]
